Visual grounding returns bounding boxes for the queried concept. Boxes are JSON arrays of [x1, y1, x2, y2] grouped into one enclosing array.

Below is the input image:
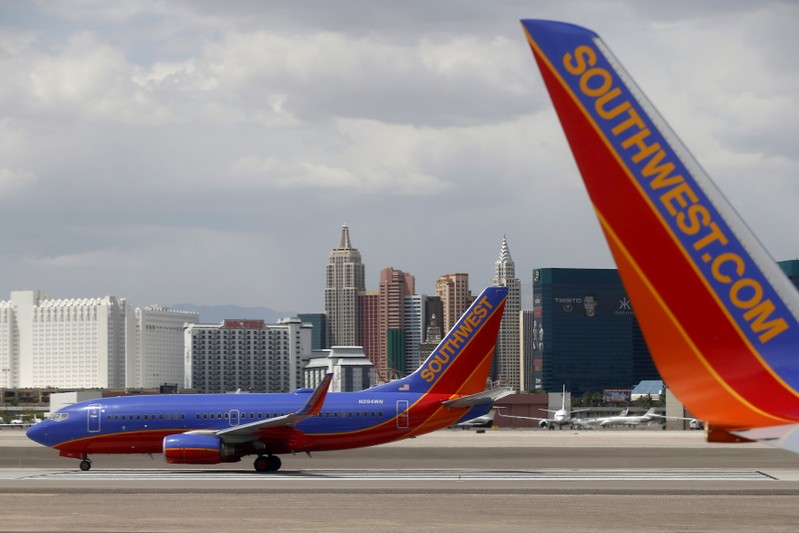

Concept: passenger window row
[[105, 410, 386, 422]]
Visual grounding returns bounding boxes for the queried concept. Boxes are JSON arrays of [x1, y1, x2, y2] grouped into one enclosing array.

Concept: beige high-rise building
[[324, 225, 365, 347], [493, 236, 522, 390], [435, 273, 472, 334]]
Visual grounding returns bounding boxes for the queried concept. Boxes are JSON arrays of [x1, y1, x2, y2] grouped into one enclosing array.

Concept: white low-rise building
[[305, 346, 374, 392]]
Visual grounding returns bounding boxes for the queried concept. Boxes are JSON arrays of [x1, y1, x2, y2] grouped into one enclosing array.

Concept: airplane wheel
[[253, 456, 269, 473], [266, 455, 282, 472], [79, 459, 92, 471]]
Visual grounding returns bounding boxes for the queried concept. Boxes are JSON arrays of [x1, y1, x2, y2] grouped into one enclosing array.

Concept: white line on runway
[[21, 469, 774, 481]]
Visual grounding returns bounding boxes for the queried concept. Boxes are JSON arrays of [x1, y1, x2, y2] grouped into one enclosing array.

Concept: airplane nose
[[26, 421, 48, 445]]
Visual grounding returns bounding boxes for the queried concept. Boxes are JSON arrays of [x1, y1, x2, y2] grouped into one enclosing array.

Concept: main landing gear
[[79, 457, 92, 471], [253, 454, 282, 473]]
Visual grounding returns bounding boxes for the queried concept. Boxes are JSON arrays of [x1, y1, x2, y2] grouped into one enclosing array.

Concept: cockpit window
[[50, 412, 70, 422]]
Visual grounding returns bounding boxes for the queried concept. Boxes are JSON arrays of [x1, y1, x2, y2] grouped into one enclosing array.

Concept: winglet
[[298, 373, 333, 417], [215, 373, 333, 439]]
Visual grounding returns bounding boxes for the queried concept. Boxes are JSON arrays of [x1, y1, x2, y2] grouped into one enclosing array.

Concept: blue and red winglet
[[520, 20, 799, 434]]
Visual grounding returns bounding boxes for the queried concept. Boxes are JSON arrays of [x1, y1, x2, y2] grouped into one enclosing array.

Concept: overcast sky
[[1, 1, 797, 313]]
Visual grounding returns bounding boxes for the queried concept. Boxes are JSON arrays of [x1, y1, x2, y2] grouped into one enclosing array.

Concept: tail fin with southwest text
[[520, 20, 799, 436], [370, 286, 507, 397]]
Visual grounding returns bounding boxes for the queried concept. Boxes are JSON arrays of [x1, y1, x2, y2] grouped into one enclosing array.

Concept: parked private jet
[[596, 408, 660, 428], [498, 385, 592, 429]]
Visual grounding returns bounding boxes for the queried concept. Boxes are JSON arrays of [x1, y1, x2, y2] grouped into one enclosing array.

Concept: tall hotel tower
[[378, 267, 415, 380], [435, 273, 471, 334], [493, 236, 522, 390], [325, 225, 365, 348]]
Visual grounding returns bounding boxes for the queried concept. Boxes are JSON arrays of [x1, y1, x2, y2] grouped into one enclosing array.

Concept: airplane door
[[87, 404, 102, 433], [396, 400, 409, 430], [228, 409, 240, 426]]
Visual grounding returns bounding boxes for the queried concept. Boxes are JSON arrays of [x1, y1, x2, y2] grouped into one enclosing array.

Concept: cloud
[[0, 1, 796, 312], [0, 167, 36, 194]]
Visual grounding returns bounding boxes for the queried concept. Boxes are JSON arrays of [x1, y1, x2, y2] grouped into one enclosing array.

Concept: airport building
[[184, 317, 312, 393], [533, 268, 659, 395]]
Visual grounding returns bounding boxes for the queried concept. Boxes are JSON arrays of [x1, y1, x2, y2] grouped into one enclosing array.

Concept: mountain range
[[170, 304, 300, 325]]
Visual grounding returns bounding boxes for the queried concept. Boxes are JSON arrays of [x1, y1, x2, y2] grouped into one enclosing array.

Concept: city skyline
[[1, 2, 797, 313]]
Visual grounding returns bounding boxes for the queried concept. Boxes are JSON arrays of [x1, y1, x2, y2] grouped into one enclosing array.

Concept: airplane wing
[[571, 418, 596, 428], [441, 388, 515, 409], [496, 412, 549, 424], [210, 373, 333, 441]]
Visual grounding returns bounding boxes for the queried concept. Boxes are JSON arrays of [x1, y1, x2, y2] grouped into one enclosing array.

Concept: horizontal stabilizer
[[441, 388, 514, 409], [732, 424, 799, 454]]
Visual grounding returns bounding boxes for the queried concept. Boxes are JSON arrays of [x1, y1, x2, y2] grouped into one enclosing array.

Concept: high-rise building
[[533, 268, 658, 395], [418, 298, 443, 368], [298, 313, 327, 350], [378, 267, 414, 380], [358, 290, 380, 374], [1, 291, 129, 389], [185, 317, 311, 393], [492, 236, 522, 390], [127, 306, 199, 389], [520, 309, 537, 391], [403, 294, 426, 376], [435, 273, 472, 333], [0, 291, 197, 390], [324, 225, 365, 347]]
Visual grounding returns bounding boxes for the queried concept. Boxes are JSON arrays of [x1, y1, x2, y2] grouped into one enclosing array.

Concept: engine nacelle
[[163, 434, 240, 464], [539, 420, 550, 429]]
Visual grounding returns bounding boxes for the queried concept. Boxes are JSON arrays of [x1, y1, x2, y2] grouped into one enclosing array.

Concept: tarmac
[[1, 428, 798, 532]]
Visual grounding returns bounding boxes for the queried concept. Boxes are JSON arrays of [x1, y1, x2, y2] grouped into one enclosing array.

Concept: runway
[[2, 429, 799, 531]]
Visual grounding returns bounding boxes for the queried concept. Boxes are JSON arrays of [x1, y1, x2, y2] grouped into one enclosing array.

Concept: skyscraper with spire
[[325, 225, 365, 348], [493, 236, 522, 390]]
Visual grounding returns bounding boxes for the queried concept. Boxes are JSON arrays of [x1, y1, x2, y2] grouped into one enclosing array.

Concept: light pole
[[1, 368, 8, 421]]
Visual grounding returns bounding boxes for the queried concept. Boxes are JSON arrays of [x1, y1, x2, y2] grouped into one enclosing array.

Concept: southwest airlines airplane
[[27, 286, 508, 471], [520, 20, 799, 452]]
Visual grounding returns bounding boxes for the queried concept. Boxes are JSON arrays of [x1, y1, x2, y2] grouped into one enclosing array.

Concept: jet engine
[[163, 434, 240, 464], [539, 420, 551, 430]]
